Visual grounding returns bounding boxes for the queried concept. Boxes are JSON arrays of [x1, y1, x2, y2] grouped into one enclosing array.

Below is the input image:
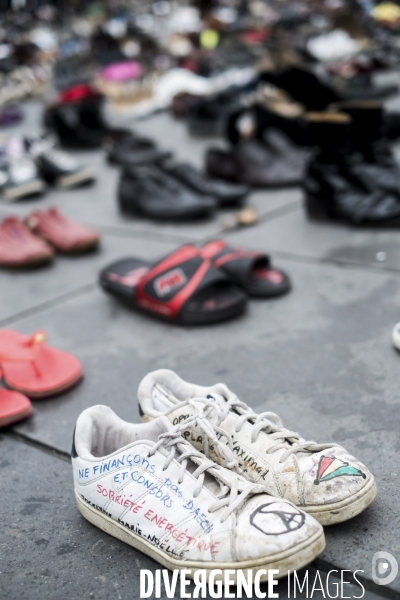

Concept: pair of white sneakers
[[72, 369, 376, 583]]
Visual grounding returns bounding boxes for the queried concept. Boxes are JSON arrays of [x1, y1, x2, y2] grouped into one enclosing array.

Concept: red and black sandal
[[99, 245, 247, 325], [200, 240, 291, 298]]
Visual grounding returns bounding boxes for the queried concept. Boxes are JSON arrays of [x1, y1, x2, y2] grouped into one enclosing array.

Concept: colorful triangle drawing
[[314, 455, 366, 485]]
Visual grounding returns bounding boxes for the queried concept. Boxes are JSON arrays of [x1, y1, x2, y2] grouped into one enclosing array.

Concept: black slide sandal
[[99, 245, 247, 325], [200, 240, 291, 298]]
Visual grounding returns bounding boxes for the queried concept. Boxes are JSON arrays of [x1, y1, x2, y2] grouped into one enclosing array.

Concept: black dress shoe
[[118, 165, 216, 221], [206, 131, 305, 188], [158, 160, 249, 207], [107, 135, 171, 167], [44, 87, 130, 149], [303, 114, 400, 225]]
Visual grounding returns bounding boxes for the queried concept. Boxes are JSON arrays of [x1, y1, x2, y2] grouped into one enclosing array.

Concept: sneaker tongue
[[151, 383, 181, 412]]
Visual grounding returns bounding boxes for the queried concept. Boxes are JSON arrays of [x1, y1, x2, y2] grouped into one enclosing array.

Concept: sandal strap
[[201, 240, 269, 287], [135, 245, 228, 318], [0, 329, 47, 364]]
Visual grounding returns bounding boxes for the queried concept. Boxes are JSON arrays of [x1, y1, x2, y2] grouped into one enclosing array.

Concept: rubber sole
[[60, 239, 100, 254], [303, 476, 377, 526], [56, 168, 96, 188], [3, 369, 83, 399], [0, 253, 53, 269], [0, 404, 33, 427], [3, 179, 46, 200], [100, 282, 248, 326], [119, 198, 215, 222], [246, 281, 291, 298], [305, 194, 400, 228], [75, 491, 325, 582]]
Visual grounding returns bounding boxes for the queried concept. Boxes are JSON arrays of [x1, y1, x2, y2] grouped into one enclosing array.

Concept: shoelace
[[189, 395, 335, 464], [147, 413, 264, 524], [30, 137, 77, 170], [43, 147, 77, 170]]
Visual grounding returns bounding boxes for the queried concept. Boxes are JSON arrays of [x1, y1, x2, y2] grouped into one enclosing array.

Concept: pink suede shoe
[[0, 216, 53, 268], [26, 208, 100, 253]]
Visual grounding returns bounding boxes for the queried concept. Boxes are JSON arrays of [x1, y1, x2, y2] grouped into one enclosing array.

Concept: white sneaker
[[72, 405, 324, 581], [138, 370, 377, 526], [392, 321, 400, 350]]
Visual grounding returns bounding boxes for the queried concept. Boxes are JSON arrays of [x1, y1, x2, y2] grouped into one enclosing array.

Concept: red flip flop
[[99, 245, 247, 325], [0, 329, 83, 398], [200, 240, 291, 298], [0, 385, 33, 427]]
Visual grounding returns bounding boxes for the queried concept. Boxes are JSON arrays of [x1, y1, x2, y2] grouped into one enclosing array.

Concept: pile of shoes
[[197, 64, 400, 226], [44, 83, 250, 222], [99, 240, 290, 325], [303, 101, 400, 226], [117, 160, 249, 221], [0, 134, 96, 201], [0, 209, 100, 268], [71, 368, 376, 581]]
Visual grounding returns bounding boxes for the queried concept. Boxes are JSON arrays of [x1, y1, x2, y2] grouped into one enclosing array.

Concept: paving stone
[[225, 206, 400, 272], [7, 256, 400, 592], [0, 234, 177, 324], [0, 435, 382, 600]]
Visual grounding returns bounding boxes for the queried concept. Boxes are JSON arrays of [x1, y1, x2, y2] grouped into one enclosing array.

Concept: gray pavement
[[0, 103, 399, 599]]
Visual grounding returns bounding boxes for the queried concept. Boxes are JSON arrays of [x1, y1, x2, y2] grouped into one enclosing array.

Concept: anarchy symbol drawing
[[250, 502, 305, 536]]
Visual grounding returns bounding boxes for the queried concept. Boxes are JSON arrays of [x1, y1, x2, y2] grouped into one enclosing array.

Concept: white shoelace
[[187, 395, 336, 464], [147, 413, 264, 524], [29, 137, 77, 170]]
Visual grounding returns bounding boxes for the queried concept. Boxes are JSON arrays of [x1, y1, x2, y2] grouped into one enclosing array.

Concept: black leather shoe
[[118, 165, 216, 221], [303, 114, 400, 225], [206, 131, 305, 188], [158, 160, 249, 207], [107, 135, 171, 167]]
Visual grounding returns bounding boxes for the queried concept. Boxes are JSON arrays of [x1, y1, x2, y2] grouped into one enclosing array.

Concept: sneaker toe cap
[[234, 496, 322, 562], [302, 448, 373, 507]]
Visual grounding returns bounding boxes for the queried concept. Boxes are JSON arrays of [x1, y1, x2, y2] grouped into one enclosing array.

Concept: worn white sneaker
[[72, 405, 324, 581], [138, 370, 377, 526]]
